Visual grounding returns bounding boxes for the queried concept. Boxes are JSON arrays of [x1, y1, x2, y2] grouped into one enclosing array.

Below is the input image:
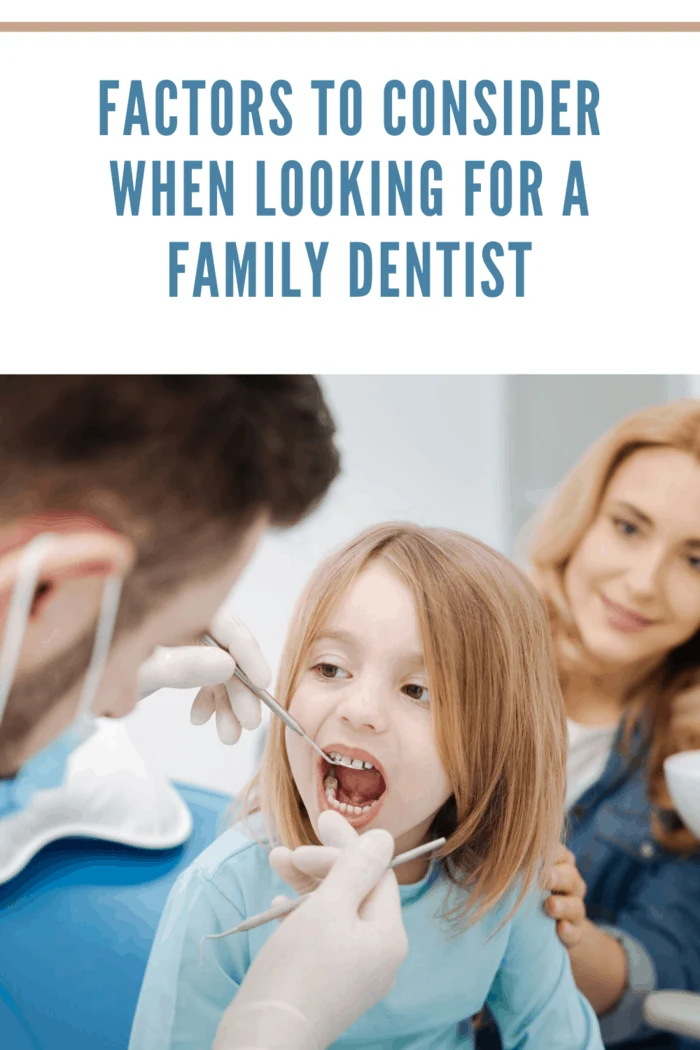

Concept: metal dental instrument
[[202, 634, 332, 763], [201, 836, 446, 949]]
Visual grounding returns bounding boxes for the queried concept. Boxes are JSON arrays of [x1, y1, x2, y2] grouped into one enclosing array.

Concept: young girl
[[130, 523, 603, 1050]]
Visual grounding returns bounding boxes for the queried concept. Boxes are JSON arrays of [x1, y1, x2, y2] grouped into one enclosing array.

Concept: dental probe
[[202, 634, 332, 763], [201, 836, 446, 948]]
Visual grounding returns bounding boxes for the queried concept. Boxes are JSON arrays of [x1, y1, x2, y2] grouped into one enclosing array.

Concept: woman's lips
[[600, 594, 655, 633], [315, 743, 388, 832]]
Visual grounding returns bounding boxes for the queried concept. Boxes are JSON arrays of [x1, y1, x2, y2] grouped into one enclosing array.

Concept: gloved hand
[[138, 609, 271, 745], [266, 820, 351, 895], [213, 810, 408, 1050]]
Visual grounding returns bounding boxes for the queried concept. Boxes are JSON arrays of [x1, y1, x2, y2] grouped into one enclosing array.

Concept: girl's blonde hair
[[528, 399, 700, 852], [243, 522, 566, 925]]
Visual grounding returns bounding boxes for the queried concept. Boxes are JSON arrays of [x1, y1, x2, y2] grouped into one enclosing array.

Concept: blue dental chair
[[0, 784, 231, 1050]]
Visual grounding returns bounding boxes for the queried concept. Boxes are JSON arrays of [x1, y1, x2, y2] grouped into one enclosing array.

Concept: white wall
[[125, 375, 508, 795], [505, 375, 690, 549]]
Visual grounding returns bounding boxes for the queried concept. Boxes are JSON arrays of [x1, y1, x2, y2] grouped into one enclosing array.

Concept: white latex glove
[[137, 609, 271, 745], [213, 810, 408, 1050]]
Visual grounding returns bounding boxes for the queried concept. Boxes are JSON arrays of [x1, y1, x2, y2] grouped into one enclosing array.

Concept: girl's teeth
[[323, 769, 381, 817], [327, 752, 375, 770], [324, 793, 376, 816]]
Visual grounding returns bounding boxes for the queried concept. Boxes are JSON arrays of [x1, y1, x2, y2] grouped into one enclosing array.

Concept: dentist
[[0, 375, 407, 1050]]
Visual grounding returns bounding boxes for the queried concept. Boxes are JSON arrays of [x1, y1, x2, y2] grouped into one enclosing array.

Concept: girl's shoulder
[[426, 866, 539, 937], [177, 821, 274, 909], [471, 876, 546, 936]]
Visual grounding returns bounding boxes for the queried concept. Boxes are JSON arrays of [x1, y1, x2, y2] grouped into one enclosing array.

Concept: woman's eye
[[312, 662, 349, 680], [687, 555, 700, 573], [402, 683, 430, 706], [614, 517, 639, 538]]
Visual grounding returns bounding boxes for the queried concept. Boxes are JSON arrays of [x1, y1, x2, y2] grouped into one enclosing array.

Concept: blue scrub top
[[129, 823, 603, 1050], [0, 784, 231, 1050]]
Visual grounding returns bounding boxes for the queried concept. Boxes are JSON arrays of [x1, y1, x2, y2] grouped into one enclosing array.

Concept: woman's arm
[[567, 921, 628, 1013], [546, 844, 700, 1044], [593, 857, 700, 1045]]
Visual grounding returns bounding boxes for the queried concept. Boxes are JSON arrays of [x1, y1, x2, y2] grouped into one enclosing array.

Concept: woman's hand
[[544, 843, 587, 948]]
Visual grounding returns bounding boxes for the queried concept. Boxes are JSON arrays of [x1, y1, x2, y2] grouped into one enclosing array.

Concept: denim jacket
[[567, 724, 700, 1049]]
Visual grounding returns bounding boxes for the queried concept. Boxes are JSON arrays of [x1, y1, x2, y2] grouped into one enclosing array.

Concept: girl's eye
[[687, 555, 700, 573], [402, 683, 430, 706], [312, 662, 350, 680], [614, 517, 639, 538]]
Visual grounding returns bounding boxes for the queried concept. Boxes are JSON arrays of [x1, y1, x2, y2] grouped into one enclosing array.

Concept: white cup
[[664, 751, 700, 839]]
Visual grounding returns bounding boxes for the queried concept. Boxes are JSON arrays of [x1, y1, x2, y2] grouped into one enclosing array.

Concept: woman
[[483, 400, 700, 1050]]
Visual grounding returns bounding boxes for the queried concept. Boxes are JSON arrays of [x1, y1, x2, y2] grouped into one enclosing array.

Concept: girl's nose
[[336, 686, 389, 734]]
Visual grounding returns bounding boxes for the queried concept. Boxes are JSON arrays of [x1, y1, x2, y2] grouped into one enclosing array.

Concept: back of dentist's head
[[247, 522, 566, 926], [0, 376, 339, 774]]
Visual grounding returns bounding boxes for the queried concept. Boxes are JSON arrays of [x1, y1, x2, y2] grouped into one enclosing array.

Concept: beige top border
[[0, 21, 699, 32]]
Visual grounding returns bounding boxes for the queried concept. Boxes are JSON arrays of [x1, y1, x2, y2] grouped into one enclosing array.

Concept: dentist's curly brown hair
[[0, 375, 339, 760]]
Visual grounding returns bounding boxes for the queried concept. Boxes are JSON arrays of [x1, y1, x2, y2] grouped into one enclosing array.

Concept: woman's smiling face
[[564, 447, 700, 672], [285, 560, 452, 857]]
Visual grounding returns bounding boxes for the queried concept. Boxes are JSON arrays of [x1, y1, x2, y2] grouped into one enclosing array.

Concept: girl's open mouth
[[316, 744, 388, 830]]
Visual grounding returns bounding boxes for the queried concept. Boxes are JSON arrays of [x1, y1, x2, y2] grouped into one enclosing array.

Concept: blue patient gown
[[129, 825, 603, 1050]]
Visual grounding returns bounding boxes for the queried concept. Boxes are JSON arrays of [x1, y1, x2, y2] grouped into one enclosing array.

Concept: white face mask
[[0, 533, 123, 817], [0, 535, 193, 883]]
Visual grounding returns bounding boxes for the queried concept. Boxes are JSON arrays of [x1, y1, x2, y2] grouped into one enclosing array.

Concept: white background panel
[[0, 28, 698, 368]]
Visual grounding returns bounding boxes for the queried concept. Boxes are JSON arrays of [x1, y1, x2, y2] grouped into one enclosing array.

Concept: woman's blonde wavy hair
[[527, 399, 700, 852], [241, 522, 566, 926]]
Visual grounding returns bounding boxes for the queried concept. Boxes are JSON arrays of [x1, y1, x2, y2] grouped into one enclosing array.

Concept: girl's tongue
[[335, 764, 386, 806]]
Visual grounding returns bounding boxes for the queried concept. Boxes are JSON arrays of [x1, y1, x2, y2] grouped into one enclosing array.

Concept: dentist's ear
[[0, 530, 135, 669]]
